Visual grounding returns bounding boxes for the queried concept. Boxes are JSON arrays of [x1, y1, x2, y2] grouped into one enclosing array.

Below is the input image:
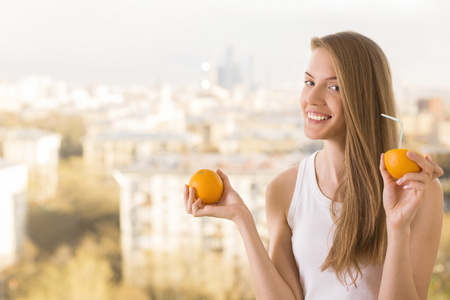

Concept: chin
[[303, 129, 324, 141]]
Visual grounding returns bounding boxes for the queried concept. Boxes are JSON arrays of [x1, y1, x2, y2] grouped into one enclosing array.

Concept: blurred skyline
[[0, 0, 449, 88]]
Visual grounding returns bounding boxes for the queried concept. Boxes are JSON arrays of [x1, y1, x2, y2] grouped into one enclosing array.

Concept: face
[[300, 48, 346, 143]]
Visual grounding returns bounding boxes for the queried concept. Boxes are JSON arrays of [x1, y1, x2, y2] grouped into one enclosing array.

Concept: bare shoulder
[[429, 177, 444, 203], [266, 165, 299, 218]]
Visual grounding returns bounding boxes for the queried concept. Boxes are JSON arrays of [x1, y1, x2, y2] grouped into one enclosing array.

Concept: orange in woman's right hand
[[184, 169, 249, 223], [384, 149, 422, 180]]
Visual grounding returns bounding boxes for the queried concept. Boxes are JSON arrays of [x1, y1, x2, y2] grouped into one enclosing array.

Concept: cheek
[[333, 106, 347, 130], [329, 99, 344, 116]]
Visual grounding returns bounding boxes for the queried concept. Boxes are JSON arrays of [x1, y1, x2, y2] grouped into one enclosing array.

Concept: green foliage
[[13, 236, 114, 300], [29, 111, 85, 158], [27, 207, 85, 253], [0, 110, 85, 158], [56, 156, 120, 219], [114, 284, 150, 300], [140, 250, 254, 300], [4, 224, 122, 300], [26, 156, 120, 253]]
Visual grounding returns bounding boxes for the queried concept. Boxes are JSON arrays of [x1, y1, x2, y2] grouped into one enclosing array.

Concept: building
[[83, 131, 202, 171], [2, 128, 61, 201], [218, 46, 242, 90], [0, 81, 21, 112], [83, 102, 195, 171], [0, 159, 28, 270]]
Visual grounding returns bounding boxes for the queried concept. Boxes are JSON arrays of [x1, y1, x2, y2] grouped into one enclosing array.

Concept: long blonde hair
[[312, 31, 398, 286]]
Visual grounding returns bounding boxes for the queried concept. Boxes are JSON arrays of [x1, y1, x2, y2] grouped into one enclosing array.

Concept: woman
[[184, 31, 444, 299]]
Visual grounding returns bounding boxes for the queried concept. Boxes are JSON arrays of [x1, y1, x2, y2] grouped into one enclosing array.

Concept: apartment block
[[2, 128, 61, 201], [84, 131, 202, 171], [0, 159, 28, 270]]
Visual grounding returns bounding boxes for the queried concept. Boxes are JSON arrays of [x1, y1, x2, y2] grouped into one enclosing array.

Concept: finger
[[402, 181, 427, 192], [193, 200, 220, 218], [396, 172, 429, 186], [379, 153, 395, 183], [216, 169, 231, 188], [183, 184, 189, 210], [187, 186, 196, 214], [192, 198, 206, 217], [426, 155, 444, 179], [407, 151, 433, 175]]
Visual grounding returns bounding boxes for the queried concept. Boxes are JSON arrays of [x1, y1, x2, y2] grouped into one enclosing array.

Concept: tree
[[55, 156, 119, 219], [15, 236, 114, 300]]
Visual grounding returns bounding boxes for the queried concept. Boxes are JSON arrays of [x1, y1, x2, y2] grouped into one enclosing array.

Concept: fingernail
[[403, 185, 410, 190], [426, 156, 432, 163], [407, 151, 415, 158], [396, 178, 404, 185]]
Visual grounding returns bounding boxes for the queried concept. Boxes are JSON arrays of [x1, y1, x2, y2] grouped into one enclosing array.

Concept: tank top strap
[[287, 151, 318, 228]]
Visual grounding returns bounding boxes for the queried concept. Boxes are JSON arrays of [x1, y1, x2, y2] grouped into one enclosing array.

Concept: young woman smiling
[[184, 31, 444, 299]]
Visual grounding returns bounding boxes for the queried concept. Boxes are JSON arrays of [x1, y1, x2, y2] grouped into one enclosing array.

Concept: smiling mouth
[[307, 112, 332, 121]]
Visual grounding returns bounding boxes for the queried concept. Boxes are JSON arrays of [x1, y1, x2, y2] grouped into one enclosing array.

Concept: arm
[[379, 153, 444, 300], [184, 168, 303, 300], [264, 167, 304, 299]]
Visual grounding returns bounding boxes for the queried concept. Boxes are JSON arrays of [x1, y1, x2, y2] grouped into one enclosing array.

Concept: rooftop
[[0, 157, 19, 169], [5, 128, 61, 140]]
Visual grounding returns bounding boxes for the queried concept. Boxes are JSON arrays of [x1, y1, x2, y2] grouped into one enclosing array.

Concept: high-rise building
[[247, 54, 257, 92], [218, 46, 241, 90]]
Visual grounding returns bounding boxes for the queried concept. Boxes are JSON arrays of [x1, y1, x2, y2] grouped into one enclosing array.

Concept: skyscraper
[[218, 46, 241, 90]]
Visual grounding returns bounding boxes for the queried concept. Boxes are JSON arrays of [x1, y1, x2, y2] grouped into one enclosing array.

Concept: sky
[[0, 0, 449, 88]]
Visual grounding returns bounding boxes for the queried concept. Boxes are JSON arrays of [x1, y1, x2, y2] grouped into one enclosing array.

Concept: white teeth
[[307, 112, 331, 121]]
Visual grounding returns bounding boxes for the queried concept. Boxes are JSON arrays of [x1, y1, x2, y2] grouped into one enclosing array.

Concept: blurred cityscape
[[1, 48, 450, 299]]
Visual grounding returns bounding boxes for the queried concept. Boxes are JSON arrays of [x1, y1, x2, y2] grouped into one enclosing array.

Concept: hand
[[184, 169, 249, 223], [379, 151, 437, 231]]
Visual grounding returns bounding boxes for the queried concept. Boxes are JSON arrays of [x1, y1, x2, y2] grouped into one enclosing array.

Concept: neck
[[321, 140, 345, 177], [315, 140, 345, 200]]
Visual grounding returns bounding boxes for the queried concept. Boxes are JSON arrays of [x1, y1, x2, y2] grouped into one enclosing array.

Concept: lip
[[305, 109, 332, 122]]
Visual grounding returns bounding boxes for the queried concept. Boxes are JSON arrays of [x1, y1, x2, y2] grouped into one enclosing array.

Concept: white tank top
[[287, 152, 383, 299]]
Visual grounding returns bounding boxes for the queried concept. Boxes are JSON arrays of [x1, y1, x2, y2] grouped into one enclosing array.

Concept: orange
[[188, 169, 224, 204], [384, 149, 422, 179]]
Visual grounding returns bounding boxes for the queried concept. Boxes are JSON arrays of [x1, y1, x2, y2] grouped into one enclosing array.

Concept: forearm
[[235, 208, 300, 300], [378, 226, 420, 300]]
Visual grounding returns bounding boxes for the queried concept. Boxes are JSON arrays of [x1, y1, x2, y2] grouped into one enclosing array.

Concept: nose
[[304, 85, 325, 106]]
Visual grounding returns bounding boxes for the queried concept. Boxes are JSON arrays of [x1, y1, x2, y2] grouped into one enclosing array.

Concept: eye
[[304, 80, 314, 86], [330, 85, 339, 91]]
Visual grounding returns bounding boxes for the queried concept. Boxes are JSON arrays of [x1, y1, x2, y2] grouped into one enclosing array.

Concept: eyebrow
[[305, 72, 337, 81]]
